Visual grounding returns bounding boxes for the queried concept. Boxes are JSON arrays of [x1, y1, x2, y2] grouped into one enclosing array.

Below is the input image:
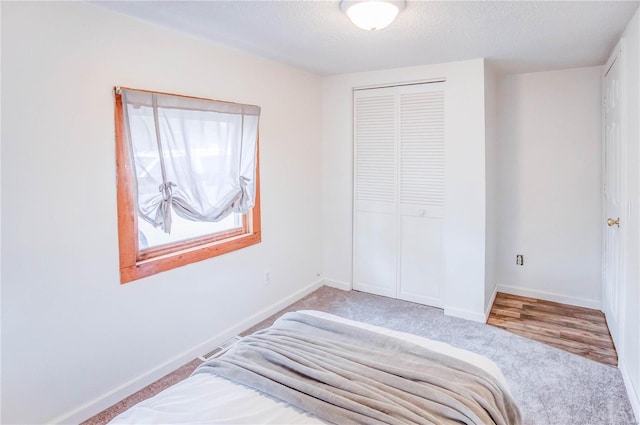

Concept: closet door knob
[[607, 217, 620, 227], [418, 209, 426, 216]]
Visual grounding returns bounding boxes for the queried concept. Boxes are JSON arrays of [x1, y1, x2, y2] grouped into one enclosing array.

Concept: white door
[[353, 87, 398, 297], [603, 45, 625, 348], [353, 83, 445, 307], [397, 84, 445, 306]]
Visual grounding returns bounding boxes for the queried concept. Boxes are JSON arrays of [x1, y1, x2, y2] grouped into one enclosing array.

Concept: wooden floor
[[487, 292, 618, 366]]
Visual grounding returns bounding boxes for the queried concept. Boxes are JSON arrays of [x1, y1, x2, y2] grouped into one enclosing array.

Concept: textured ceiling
[[95, 1, 639, 75]]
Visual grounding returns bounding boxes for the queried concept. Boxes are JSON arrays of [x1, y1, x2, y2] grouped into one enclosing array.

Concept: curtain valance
[[121, 88, 260, 234]]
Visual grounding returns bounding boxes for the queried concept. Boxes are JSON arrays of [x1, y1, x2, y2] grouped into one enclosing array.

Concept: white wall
[[1, 3, 323, 424], [321, 59, 489, 321], [484, 62, 499, 315], [619, 7, 640, 420], [495, 66, 603, 309]]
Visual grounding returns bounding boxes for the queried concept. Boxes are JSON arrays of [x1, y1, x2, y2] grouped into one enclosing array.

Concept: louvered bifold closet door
[[353, 87, 398, 297], [397, 83, 445, 306]]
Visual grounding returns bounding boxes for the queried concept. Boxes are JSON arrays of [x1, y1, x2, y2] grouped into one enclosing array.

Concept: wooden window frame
[[114, 88, 261, 284]]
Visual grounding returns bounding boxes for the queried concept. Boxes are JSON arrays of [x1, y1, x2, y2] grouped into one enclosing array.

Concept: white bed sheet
[[110, 310, 509, 424]]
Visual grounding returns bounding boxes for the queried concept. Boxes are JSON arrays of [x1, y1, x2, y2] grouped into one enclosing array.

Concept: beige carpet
[[85, 286, 637, 425]]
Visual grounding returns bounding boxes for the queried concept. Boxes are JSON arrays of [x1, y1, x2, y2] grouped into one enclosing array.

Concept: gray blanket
[[194, 312, 522, 425]]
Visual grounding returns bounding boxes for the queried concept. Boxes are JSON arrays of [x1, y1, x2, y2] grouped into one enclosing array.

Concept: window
[[115, 87, 261, 283]]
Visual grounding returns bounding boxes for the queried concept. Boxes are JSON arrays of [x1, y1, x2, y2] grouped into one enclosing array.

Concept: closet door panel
[[353, 88, 397, 297], [354, 206, 396, 297], [398, 85, 445, 207], [399, 209, 443, 306], [397, 84, 445, 305], [354, 89, 397, 204]]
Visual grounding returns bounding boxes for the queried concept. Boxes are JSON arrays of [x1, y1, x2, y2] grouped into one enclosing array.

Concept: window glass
[[138, 212, 242, 250]]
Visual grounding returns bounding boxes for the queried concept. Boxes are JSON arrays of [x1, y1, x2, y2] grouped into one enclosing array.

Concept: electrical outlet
[[264, 269, 271, 285], [516, 255, 524, 266]]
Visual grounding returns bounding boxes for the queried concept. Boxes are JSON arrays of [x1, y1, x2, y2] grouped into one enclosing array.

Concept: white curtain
[[121, 88, 260, 233]]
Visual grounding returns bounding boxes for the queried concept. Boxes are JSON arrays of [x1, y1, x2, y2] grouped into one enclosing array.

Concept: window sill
[[120, 231, 261, 283]]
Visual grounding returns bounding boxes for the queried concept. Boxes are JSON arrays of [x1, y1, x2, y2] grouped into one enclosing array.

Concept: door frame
[[602, 38, 627, 352]]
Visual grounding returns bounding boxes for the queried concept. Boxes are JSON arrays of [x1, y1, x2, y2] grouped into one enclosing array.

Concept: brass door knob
[[607, 217, 620, 227]]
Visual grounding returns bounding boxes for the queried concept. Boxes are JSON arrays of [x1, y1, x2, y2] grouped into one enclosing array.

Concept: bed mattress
[[110, 310, 511, 424]]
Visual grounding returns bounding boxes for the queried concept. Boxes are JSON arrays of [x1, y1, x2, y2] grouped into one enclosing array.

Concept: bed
[[110, 310, 521, 424]]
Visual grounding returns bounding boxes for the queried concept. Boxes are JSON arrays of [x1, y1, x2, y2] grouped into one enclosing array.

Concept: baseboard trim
[[352, 282, 395, 298], [484, 285, 498, 322], [444, 306, 486, 323], [398, 292, 443, 309], [321, 278, 352, 291], [52, 278, 324, 425], [497, 284, 601, 310], [620, 360, 640, 424]]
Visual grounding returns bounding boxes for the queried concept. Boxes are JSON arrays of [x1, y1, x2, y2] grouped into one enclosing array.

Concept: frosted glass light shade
[[341, 1, 403, 31]]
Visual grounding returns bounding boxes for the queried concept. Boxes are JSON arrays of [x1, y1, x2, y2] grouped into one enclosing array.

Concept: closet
[[353, 82, 445, 307]]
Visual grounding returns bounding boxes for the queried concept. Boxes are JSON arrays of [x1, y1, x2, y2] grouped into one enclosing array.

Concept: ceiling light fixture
[[340, 0, 405, 31]]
